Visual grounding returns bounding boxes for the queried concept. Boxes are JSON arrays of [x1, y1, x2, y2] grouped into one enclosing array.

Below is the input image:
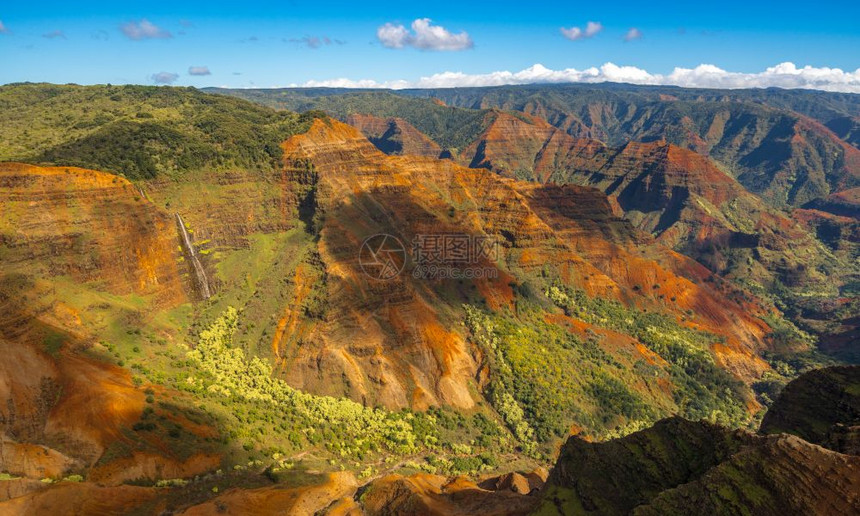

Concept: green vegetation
[[466, 303, 659, 452], [20, 219, 520, 477], [462, 279, 756, 454], [183, 307, 428, 457], [0, 83, 318, 180], [5, 82, 853, 501], [545, 284, 749, 426], [42, 329, 66, 356], [464, 305, 536, 449]]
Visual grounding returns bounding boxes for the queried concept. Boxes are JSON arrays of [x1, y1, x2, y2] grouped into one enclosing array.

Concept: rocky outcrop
[[760, 366, 860, 449], [88, 452, 221, 486], [0, 439, 75, 479], [634, 435, 860, 515], [538, 368, 860, 514], [538, 417, 860, 515], [478, 469, 547, 494], [540, 417, 753, 514]]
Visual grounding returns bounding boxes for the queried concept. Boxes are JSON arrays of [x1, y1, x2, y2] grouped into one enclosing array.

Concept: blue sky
[[1, 1, 859, 91]]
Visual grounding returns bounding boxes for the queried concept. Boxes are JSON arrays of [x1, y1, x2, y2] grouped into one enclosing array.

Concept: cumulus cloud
[[188, 66, 211, 76], [295, 62, 860, 94], [377, 18, 473, 51], [121, 19, 171, 40], [43, 30, 66, 40], [561, 21, 602, 41], [377, 23, 410, 48], [152, 71, 179, 84], [624, 28, 643, 42], [0, 20, 8, 34]]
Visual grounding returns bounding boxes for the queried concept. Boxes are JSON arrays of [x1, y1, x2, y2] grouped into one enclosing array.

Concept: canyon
[[0, 82, 857, 514]]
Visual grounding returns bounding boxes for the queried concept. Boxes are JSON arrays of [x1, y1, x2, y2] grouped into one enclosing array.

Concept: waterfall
[[175, 213, 212, 300]]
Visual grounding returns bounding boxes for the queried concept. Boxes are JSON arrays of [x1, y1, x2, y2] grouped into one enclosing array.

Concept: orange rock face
[[0, 163, 188, 303], [0, 301, 146, 470], [180, 472, 358, 516], [347, 114, 443, 158], [0, 164, 190, 460], [0, 482, 156, 516]]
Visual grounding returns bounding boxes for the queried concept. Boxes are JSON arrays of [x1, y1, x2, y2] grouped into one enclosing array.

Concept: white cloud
[[624, 28, 643, 42], [295, 62, 860, 94], [121, 19, 172, 40], [300, 77, 408, 89], [377, 18, 473, 51], [43, 30, 66, 40], [561, 21, 603, 41], [0, 20, 8, 34], [377, 23, 410, 49], [188, 66, 211, 76], [151, 71, 179, 84]]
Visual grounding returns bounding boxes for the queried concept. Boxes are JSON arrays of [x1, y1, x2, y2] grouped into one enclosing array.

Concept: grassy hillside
[[0, 83, 315, 180]]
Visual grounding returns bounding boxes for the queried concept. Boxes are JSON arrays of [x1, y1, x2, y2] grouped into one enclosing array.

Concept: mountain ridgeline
[[0, 82, 857, 514], [208, 83, 860, 208]]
